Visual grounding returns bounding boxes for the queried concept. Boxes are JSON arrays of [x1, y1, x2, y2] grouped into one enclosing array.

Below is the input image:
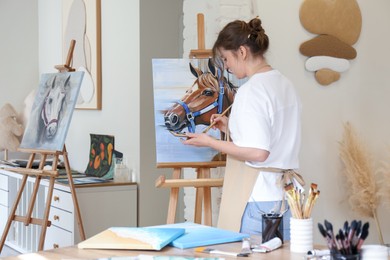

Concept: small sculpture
[[0, 103, 24, 159]]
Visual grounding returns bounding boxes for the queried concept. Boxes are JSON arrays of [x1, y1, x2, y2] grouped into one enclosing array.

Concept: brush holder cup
[[361, 245, 388, 259], [290, 217, 313, 253], [261, 213, 283, 243]]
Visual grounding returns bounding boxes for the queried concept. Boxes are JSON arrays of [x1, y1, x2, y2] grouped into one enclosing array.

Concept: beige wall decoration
[[62, 0, 102, 110], [299, 0, 362, 86]]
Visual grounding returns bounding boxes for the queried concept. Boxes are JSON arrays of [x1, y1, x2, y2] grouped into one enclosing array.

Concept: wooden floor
[[0, 245, 19, 258]]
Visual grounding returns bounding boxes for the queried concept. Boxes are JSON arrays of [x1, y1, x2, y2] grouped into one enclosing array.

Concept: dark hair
[[212, 17, 269, 58]]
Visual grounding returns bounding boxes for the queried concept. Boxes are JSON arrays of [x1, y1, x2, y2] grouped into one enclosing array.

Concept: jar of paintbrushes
[[318, 219, 370, 260], [285, 183, 320, 253]]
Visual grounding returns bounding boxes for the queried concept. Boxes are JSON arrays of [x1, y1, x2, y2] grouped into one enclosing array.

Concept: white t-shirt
[[228, 69, 302, 201]]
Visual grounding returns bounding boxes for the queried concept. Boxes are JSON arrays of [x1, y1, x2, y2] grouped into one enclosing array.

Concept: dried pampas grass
[[339, 122, 384, 244], [377, 148, 390, 209]]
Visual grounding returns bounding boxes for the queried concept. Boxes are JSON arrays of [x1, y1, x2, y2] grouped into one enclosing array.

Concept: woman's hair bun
[[247, 17, 269, 53], [248, 17, 265, 38]]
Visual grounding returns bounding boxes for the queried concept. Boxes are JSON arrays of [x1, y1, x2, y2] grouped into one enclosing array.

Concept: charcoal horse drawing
[[20, 71, 84, 151]]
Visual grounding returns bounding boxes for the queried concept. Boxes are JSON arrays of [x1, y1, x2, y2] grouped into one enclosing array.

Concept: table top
[[1, 241, 320, 260]]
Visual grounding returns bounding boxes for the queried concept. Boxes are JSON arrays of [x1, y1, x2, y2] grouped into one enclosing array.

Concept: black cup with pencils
[[318, 219, 369, 260]]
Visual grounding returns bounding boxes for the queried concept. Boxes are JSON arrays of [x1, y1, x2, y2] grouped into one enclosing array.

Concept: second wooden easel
[[155, 14, 226, 226], [0, 40, 85, 252]]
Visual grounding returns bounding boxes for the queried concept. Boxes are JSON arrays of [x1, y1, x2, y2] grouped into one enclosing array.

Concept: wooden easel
[[0, 40, 85, 252], [155, 14, 225, 226], [156, 161, 224, 226], [189, 13, 212, 59]]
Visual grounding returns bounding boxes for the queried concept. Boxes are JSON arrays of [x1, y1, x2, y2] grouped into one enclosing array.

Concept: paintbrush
[[318, 223, 334, 250], [347, 220, 357, 245], [324, 220, 337, 250], [202, 104, 233, 133], [195, 246, 250, 257], [284, 183, 302, 218], [354, 222, 369, 253]]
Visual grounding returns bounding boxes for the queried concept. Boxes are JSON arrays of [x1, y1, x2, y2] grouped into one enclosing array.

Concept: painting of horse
[[152, 58, 241, 163], [20, 71, 84, 151]]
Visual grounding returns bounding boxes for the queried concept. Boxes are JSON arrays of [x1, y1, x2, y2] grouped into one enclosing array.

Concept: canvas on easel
[[20, 71, 84, 151], [152, 14, 241, 226], [152, 58, 241, 164]]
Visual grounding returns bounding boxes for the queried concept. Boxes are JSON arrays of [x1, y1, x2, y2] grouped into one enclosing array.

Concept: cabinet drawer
[[51, 189, 73, 212], [0, 189, 8, 207], [49, 206, 74, 231], [44, 225, 72, 250], [0, 174, 8, 191]]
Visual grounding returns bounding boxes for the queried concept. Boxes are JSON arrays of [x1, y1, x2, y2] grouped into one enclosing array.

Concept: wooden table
[[1, 241, 322, 260]]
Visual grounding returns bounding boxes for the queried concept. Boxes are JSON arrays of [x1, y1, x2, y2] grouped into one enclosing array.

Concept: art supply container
[[289, 217, 313, 253], [261, 213, 283, 243], [331, 253, 361, 260], [114, 158, 132, 182], [361, 245, 388, 259]]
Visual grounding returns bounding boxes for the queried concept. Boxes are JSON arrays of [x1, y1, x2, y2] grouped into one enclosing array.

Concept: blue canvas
[[78, 227, 185, 250], [152, 222, 249, 249], [20, 71, 84, 151], [151, 59, 243, 163]]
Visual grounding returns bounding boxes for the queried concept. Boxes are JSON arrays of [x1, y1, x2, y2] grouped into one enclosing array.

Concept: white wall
[[0, 0, 38, 161], [183, 0, 390, 245], [0, 0, 38, 109], [139, 0, 184, 226]]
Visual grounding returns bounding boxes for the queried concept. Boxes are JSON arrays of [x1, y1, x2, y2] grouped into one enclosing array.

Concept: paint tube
[[251, 237, 282, 253]]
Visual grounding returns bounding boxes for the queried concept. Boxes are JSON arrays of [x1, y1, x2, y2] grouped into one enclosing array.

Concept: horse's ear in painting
[[51, 76, 57, 89], [208, 59, 217, 77], [64, 75, 71, 89], [189, 62, 203, 78]]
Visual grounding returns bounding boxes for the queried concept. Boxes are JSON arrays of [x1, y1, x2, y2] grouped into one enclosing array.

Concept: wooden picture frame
[[62, 0, 102, 110]]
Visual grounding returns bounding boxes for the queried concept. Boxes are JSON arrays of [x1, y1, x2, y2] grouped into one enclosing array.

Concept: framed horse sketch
[[152, 58, 240, 164], [20, 71, 84, 151]]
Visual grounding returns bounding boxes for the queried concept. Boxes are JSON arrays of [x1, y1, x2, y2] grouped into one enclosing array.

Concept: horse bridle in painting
[[41, 92, 59, 128], [176, 67, 226, 133]]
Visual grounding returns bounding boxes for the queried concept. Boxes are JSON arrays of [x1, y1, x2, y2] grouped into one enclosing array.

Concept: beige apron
[[217, 155, 305, 232], [217, 155, 259, 232]]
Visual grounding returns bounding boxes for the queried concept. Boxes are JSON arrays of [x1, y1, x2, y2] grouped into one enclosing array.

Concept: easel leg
[[202, 168, 212, 226], [38, 176, 55, 251], [25, 176, 42, 225], [194, 169, 203, 224], [63, 146, 86, 240], [194, 168, 212, 225], [0, 175, 28, 252], [167, 168, 181, 224]]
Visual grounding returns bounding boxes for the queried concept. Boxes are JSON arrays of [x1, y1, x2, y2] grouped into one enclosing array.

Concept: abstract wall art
[[62, 0, 102, 109]]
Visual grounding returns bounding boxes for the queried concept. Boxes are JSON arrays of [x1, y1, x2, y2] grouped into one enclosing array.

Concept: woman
[[182, 17, 302, 240]]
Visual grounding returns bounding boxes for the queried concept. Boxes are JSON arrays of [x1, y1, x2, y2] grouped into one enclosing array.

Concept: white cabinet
[[0, 169, 137, 253], [0, 173, 9, 236], [44, 183, 138, 250]]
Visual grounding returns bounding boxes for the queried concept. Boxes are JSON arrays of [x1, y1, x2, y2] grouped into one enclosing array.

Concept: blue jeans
[[240, 201, 291, 241]]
